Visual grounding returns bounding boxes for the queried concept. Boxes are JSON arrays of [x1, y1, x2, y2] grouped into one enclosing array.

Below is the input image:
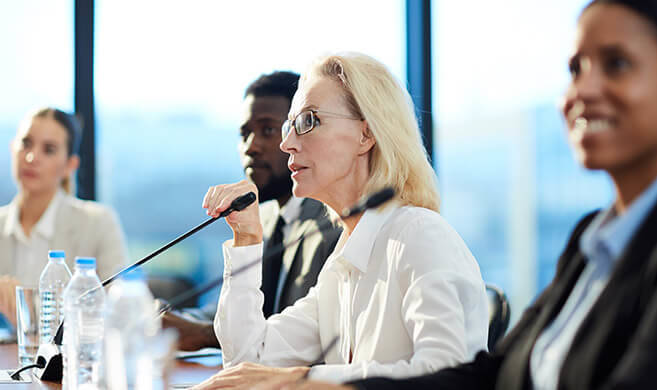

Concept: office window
[[432, 0, 612, 320], [95, 0, 405, 305], [0, 2, 74, 205]]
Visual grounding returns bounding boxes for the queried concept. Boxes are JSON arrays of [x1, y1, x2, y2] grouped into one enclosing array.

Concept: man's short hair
[[244, 71, 300, 102]]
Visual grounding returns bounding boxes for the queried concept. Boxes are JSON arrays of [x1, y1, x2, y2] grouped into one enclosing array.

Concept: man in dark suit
[[162, 71, 341, 351]]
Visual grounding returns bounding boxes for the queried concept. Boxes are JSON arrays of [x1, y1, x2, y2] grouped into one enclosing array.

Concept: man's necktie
[[262, 216, 285, 318]]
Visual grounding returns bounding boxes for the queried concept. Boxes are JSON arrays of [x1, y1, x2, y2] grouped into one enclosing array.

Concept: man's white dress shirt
[[275, 195, 303, 238], [261, 195, 304, 312], [215, 204, 489, 383]]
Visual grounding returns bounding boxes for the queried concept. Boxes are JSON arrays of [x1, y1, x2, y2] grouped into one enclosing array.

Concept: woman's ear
[[358, 120, 375, 155], [66, 155, 80, 176]]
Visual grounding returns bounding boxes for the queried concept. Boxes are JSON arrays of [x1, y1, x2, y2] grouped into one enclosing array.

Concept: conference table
[[0, 344, 220, 388]]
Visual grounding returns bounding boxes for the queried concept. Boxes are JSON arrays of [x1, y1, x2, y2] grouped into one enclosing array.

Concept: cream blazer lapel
[[47, 195, 127, 280], [0, 195, 78, 276], [0, 206, 16, 276], [0, 194, 127, 281], [50, 196, 81, 272]]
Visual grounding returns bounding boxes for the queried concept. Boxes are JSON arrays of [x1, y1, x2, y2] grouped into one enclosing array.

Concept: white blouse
[[7, 190, 62, 286], [215, 204, 489, 383]]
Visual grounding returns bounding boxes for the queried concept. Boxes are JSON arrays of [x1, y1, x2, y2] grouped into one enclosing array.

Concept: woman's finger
[[202, 186, 217, 209], [207, 186, 225, 217]]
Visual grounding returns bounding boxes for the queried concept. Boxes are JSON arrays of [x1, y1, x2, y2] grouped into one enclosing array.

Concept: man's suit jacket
[[352, 198, 657, 390], [259, 197, 341, 314], [193, 198, 341, 320], [0, 194, 128, 283]]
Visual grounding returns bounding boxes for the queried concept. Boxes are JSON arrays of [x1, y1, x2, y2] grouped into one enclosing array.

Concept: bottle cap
[[75, 257, 96, 268], [48, 250, 66, 259], [121, 268, 145, 281]]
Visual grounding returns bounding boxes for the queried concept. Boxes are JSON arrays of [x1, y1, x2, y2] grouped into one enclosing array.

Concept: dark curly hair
[[244, 71, 300, 103]]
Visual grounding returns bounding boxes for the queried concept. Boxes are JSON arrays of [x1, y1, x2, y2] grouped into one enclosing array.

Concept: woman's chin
[[292, 181, 322, 202], [576, 152, 619, 173], [291, 182, 308, 199], [19, 182, 56, 196], [19, 182, 43, 193]]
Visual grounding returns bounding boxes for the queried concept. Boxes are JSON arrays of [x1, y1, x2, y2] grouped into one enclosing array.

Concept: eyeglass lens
[[282, 111, 317, 139], [296, 111, 314, 134]]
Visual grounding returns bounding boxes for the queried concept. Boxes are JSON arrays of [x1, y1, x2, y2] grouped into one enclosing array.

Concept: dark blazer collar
[[497, 197, 657, 390], [495, 211, 596, 390], [558, 197, 657, 389]]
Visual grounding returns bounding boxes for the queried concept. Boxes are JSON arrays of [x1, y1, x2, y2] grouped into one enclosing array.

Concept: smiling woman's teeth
[[573, 118, 612, 134], [574, 117, 587, 133], [589, 119, 612, 132]]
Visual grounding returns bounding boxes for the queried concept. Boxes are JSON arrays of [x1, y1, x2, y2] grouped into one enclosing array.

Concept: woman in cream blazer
[[0, 108, 127, 325]]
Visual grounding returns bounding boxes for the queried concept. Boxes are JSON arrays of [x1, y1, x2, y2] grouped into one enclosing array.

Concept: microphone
[[50, 191, 256, 346], [159, 187, 396, 314], [102, 191, 257, 288], [31, 192, 256, 383]]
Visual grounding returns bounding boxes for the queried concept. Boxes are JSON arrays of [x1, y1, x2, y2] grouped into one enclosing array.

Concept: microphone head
[[219, 192, 257, 218], [232, 192, 257, 211]]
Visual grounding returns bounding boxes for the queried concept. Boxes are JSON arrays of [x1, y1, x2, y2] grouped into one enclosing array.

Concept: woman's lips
[[288, 163, 308, 179], [291, 168, 306, 179], [20, 170, 38, 179]]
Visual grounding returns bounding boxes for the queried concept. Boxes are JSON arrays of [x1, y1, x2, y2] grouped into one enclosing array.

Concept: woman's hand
[[203, 180, 262, 246], [252, 376, 356, 390], [191, 362, 309, 389], [0, 276, 19, 327]]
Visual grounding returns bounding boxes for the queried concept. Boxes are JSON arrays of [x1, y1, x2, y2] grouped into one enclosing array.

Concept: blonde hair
[[301, 52, 440, 212]]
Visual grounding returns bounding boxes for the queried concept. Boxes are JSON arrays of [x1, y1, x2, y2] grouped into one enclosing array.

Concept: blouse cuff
[[222, 241, 264, 287], [308, 364, 352, 384]]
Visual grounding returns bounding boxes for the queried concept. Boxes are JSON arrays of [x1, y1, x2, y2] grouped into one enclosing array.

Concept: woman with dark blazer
[[250, 0, 657, 389]]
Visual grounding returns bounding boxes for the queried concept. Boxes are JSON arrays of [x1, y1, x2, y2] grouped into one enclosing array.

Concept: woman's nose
[[25, 151, 35, 163], [280, 129, 299, 154], [573, 60, 603, 99], [562, 60, 602, 119]]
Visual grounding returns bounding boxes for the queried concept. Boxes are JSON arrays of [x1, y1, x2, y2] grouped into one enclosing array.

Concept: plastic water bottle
[[38, 250, 72, 345], [63, 257, 106, 390], [104, 270, 161, 390]]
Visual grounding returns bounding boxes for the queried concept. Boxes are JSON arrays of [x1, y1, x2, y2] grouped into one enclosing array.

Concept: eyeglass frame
[[281, 109, 363, 139]]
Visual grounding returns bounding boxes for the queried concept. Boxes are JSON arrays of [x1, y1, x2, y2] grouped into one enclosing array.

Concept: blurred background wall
[[0, 0, 609, 321]]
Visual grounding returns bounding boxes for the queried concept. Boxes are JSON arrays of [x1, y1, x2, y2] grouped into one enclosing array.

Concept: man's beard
[[258, 172, 293, 203]]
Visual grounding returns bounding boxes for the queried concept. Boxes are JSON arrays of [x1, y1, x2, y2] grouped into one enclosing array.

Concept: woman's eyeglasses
[[281, 109, 362, 139]]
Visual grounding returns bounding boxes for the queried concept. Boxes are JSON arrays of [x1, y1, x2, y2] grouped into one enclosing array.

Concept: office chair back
[[486, 283, 511, 350]]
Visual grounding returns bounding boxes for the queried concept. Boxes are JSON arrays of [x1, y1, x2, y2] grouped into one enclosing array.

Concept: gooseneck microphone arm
[[158, 187, 396, 314], [158, 217, 336, 314], [102, 191, 257, 287], [50, 191, 257, 347]]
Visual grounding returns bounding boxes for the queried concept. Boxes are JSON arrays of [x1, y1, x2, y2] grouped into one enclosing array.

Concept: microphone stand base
[[33, 344, 63, 383]]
